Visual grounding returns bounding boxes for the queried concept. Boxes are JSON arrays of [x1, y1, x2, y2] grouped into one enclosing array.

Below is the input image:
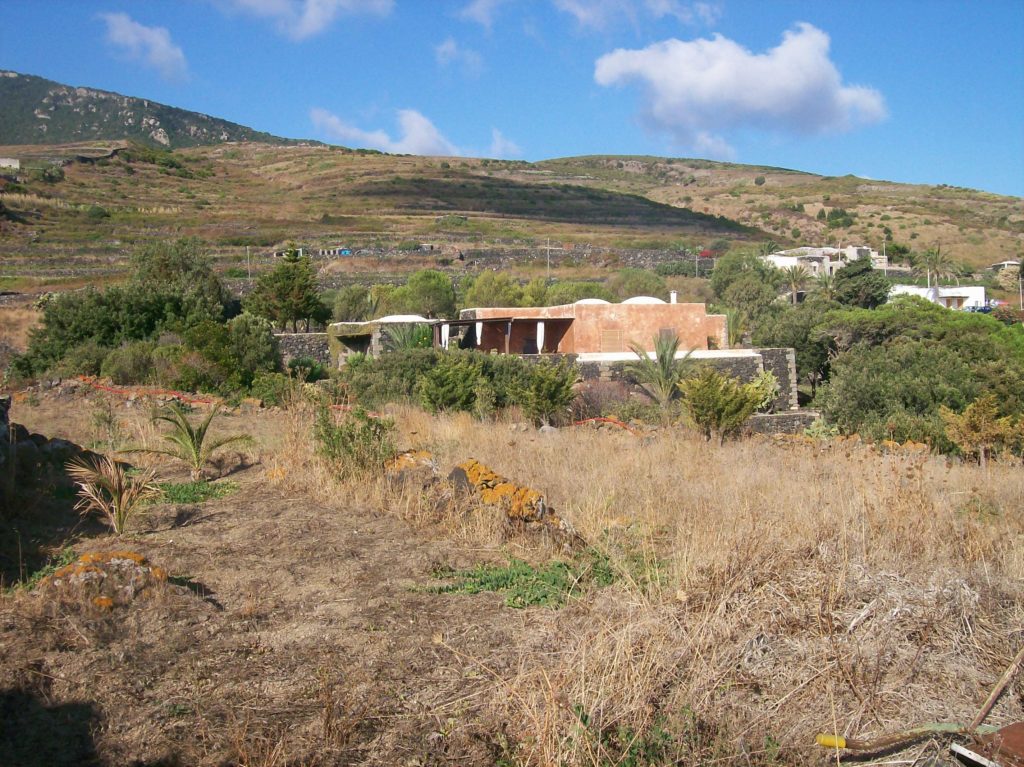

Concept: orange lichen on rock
[[386, 449, 436, 474], [41, 550, 170, 609], [451, 459, 578, 541]]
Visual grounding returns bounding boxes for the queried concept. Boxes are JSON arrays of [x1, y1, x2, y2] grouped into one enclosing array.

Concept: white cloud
[[554, 0, 718, 29], [489, 128, 522, 158], [310, 107, 461, 155], [435, 37, 483, 77], [459, 0, 511, 30], [644, 0, 721, 25], [220, 0, 392, 41], [99, 13, 188, 82], [554, 0, 636, 29], [594, 23, 886, 157]]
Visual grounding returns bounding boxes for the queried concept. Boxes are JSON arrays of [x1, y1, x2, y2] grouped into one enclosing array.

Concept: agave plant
[[66, 454, 159, 535], [140, 403, 251, 481]]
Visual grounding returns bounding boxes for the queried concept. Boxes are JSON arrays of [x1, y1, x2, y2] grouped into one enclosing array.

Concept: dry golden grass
[[350, 406, 1024, 765], [0, 305, 40, 351], [7, 387, 1023, 765]]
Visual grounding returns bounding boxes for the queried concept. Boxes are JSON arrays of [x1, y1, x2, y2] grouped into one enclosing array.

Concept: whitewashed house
[[889, 284, 988, 311]]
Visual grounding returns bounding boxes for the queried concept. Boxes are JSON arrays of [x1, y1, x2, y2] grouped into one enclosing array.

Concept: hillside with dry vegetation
[[1, 141, 1021, 294]]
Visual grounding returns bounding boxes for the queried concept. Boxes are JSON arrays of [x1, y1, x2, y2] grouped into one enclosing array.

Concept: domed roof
[[574, 298, 611, 305], [621, 296, 666, 304], [375, 314, 433, 323]]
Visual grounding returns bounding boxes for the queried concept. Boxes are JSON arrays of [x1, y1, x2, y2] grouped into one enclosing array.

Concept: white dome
[[621, 296, 666, 304], [574, 298, 611, 305], [375, 314, 433, 323]]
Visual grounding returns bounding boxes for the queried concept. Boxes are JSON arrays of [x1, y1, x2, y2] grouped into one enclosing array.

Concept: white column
[[441, 323, 450, 350], [475, 321, 483, 346], [536, 321, 545, 353]]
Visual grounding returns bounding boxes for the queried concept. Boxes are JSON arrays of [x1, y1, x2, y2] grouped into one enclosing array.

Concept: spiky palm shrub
[[625, 334, 693, 421], [66, 454, 159, 535], [382, 323, 433, 351], [141, 403, 251, 480]]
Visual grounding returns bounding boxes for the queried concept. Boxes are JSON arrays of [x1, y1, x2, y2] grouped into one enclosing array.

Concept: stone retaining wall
[[745, 410, 820, 435], [758, 348, 798, 412], [274, 333, 330, 366]]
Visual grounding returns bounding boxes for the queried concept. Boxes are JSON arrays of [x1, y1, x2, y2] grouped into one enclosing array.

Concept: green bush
[[479, 354, 532, 409], [100, 341, 156, 385], [287, 356, 328, 382], [678, 367, 761, 443], [314, 406, 395, 478], [417, 353, 484, 413], [54, 340, 109, 377], [250, 372, 295, 407], [340, 348, 439, 408], [517, 359, 579, 426]]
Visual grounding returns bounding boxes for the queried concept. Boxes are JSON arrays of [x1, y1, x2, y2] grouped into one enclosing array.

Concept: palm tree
[[625, 333, 694, 421], [725, 308, 748, 348], [66, 455, 159, 535], [783, 265, 810, 305], [815, 272, 836, 300], [917, 246, 954, 288], [138, 403, 251, 481]]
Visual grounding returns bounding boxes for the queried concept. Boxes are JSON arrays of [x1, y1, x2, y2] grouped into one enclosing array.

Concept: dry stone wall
[[274, 333, 330, 367]]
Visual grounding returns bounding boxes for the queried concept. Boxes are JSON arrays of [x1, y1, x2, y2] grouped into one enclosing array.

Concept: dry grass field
[[2, 387, 1022, 766]]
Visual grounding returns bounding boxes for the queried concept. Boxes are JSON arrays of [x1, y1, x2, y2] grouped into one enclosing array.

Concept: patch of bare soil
[[0, 393, 528, 765]]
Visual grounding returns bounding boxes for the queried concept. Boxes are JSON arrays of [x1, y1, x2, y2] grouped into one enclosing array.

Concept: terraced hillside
[[0, 141, 1020, 292]]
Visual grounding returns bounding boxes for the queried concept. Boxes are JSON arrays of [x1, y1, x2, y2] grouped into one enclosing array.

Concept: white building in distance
[[763, 245, 887, 276], [890, 284, 988, 311]]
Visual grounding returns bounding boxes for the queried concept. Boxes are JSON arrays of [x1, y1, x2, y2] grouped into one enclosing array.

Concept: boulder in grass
[[41, 550, 169, 609], [384, 449, 439, 490], [448, 458, 581, 545]]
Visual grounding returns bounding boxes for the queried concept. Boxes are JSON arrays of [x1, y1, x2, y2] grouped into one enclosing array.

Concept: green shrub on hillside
[[340, 348, 439, 409], [517, 359, 579, 426], [417, 353, 484, 413], [678, 367, 762, 443], [250, 372, 295, 407], [101, 341, 156, 385], [314, 406, 395, 479]]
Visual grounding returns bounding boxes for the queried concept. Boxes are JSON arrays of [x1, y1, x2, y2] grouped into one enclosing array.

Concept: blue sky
[[3, 0, 1023, 196]]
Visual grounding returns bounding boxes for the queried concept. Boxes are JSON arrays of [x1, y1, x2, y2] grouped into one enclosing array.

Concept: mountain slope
[[0, 70, 297, 148]]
